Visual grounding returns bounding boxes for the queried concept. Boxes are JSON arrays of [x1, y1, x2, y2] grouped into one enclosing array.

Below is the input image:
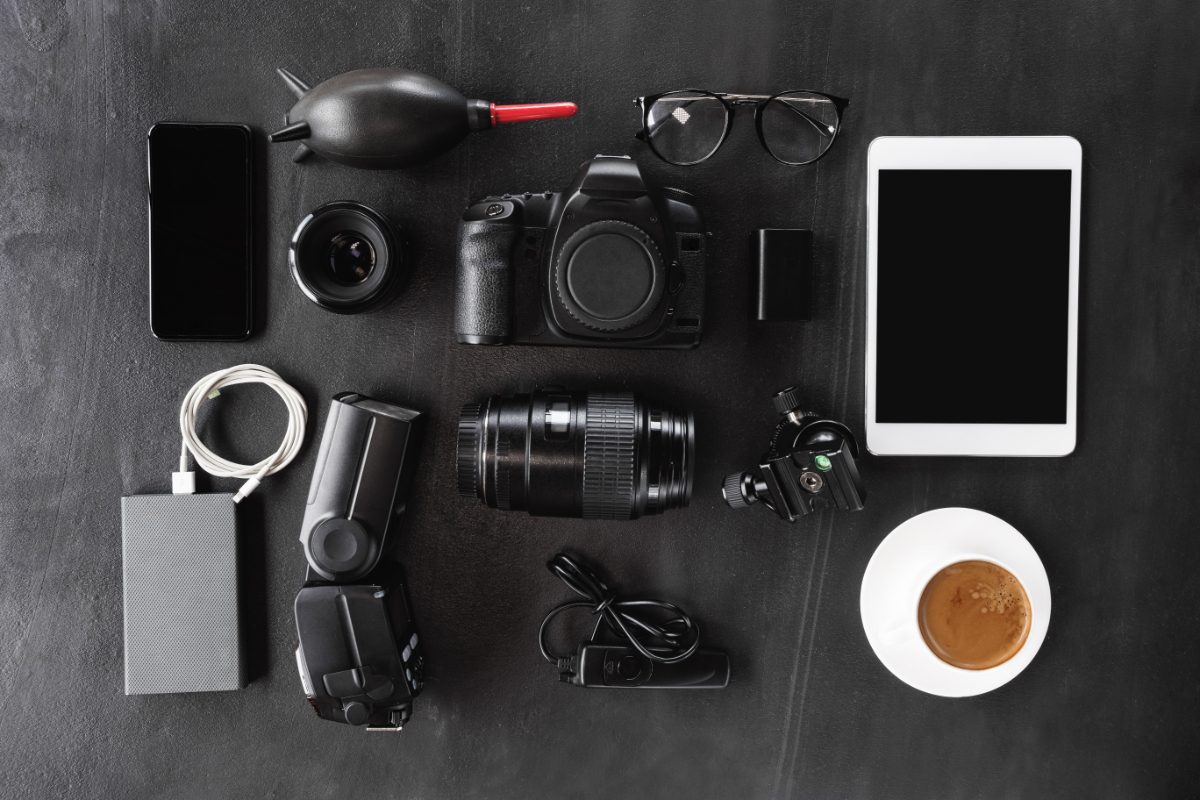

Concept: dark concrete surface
[[2, 1, 1199, 797]]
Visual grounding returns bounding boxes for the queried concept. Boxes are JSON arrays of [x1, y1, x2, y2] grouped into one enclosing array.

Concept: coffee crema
[[917, 559, 1031, 670]]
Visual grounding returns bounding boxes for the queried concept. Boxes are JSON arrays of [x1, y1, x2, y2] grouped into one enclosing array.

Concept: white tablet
[[865, 136, 1081, 456]]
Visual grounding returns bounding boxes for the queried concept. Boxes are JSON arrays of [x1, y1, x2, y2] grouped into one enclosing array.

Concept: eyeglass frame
[[634, 89, 850, 167]]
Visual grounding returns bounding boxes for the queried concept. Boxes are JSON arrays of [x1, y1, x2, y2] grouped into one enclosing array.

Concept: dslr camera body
[[455, 155, 707, 349]]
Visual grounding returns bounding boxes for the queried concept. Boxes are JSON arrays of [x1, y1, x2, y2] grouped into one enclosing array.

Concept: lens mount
[[289, 200, 403, 313], [456, 402, 483, 498]]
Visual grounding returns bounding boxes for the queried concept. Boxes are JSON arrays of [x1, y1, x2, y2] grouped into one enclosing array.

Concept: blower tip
[[269, 120, 311, 143]]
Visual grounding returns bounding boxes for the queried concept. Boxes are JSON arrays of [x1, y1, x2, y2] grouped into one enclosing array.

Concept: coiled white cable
[[175, 364, 308, 503]]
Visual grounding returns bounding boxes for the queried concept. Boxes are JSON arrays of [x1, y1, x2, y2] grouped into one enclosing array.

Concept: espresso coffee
[[918, 560, 1031, 670]]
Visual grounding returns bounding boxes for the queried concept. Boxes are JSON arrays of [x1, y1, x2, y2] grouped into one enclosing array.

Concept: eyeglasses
[[634, 90, 849, 166]]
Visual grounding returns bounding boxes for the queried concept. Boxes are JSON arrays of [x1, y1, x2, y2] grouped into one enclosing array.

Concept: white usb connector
[[171, 470, 196, 495]]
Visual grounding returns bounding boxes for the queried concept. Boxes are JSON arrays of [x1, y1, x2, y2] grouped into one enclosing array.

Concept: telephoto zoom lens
[[457, 390, 694, 519]]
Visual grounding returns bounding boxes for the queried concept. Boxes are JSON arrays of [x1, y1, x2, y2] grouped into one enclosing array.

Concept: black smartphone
[[147, 122, 254, 340]]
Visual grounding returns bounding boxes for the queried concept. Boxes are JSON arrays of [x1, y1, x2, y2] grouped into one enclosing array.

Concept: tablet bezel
[[865, 136, 1081, 457]]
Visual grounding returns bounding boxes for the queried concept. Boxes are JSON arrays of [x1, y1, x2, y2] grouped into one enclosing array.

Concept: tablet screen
[[876, 169, 1072, 424]]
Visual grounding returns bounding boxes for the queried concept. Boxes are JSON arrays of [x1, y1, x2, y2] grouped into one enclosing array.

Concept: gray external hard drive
[[121, 492, 244, 694]]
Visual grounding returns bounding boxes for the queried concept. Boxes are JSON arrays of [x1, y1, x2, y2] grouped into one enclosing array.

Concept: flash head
[[299, 393, 423, 581]]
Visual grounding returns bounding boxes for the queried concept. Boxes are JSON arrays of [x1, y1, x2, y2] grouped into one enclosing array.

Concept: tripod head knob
[[771, 386, 805, 418], [722, 471, 755, 509]]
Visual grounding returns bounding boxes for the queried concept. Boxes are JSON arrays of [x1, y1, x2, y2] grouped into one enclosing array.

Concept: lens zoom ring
[[582, 393, 637, 519], [456, 403, 482, 497]]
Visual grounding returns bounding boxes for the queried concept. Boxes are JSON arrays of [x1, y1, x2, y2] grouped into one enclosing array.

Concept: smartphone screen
[[148, 123, 253, 340]]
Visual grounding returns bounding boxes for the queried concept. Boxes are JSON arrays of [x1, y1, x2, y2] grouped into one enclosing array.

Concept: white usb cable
[[174, 364, 308, 503]]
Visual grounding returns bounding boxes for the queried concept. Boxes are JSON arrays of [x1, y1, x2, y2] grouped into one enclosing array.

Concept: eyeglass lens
[[645, 91, 729, 165], [759, 91, 840, 165]]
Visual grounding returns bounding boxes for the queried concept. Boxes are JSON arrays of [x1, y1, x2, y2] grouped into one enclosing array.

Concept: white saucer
[[859, 508, 1051, 697]]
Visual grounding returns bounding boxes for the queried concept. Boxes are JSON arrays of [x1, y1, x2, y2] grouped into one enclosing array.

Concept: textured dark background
[[2, 0, 1199, 798]]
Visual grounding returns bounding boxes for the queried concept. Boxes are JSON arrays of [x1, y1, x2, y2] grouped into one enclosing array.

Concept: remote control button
[[617, 654, 643, 681]]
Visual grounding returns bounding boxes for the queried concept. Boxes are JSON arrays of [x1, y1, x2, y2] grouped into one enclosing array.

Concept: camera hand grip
[[455, 215, 517, 344]]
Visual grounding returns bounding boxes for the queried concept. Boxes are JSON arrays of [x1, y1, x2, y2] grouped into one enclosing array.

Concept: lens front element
[[328, 232, 376, 285]]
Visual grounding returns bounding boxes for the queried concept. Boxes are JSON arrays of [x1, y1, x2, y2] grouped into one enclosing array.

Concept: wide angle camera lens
[[289, 200, 402, 313], [456, 389, 694, 519]]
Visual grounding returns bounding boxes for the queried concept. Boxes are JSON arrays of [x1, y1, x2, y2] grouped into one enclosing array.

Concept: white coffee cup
[[860, 508, 1051, 697]]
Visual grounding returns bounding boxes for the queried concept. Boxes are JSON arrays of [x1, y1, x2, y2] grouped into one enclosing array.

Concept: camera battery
[[751, 228, 813, 321]]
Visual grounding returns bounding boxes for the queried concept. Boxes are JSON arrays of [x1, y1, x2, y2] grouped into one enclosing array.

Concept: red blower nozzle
[[490, 102, 579, 126]]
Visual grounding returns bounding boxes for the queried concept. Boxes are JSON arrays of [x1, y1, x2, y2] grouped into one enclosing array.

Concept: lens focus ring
[[581, 393, 638, 519]]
